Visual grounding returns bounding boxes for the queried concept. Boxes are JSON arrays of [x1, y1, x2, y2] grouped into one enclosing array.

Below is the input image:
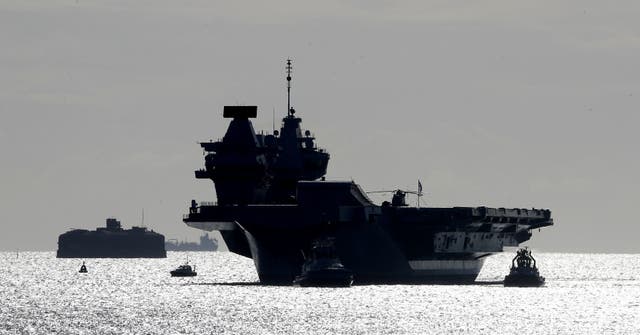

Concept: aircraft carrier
[[183, 60, 553, 284]]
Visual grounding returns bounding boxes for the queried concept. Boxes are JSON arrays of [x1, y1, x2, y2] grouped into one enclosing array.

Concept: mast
[[417, 180, 423, 209], [286, 59, 292, 116]]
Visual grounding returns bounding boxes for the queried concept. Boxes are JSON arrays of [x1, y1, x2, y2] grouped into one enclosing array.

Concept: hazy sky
[[1, 1, 639, 252]]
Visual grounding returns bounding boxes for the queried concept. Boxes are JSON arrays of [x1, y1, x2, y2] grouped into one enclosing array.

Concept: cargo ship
[[165, 233, 219, 251], [183, 60, 553, 284], [57, 218, 166, 258]]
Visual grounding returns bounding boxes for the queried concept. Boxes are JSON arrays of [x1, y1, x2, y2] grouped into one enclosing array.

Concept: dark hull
[[170, 271, 197, 277], [504, 274, 545, 287], [185, 182, 553, 284], [294, 270, 354, 287], [243, 223, 486, 285]]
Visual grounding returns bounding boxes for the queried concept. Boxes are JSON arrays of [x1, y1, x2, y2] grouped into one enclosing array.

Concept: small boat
[[294, 237, 354, 287], [504, 248, 545, 287], [79, 261, 88, 273], [170, 262, 197, 277]]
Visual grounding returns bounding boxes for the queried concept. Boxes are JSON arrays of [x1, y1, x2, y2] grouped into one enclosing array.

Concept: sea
[[1, 252, 639, 335]]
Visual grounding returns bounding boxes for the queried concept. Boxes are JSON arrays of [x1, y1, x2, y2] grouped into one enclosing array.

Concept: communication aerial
[[286, 59, 293, 116]]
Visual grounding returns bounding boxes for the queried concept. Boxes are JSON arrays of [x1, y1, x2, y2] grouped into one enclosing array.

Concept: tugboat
[[504, 248, 545, 287], [294, 237, 354, 287], [170, 261, 197, 277], [79, 261, 88, 273]]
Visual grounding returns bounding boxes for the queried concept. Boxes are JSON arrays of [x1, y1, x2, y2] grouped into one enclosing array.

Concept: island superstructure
[[183, 60, 553, 284]]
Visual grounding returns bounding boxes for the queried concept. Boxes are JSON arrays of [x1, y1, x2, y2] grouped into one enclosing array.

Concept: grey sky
[[1, 1, 639, 252]]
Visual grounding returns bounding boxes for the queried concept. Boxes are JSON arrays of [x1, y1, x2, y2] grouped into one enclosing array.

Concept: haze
[[1, 1, 639, 253]]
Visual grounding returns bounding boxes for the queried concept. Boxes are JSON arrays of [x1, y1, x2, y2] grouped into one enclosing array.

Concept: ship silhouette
[[183, 60, 553, 284], [57, 218, 166, 258], [165, 233, 219, 251]]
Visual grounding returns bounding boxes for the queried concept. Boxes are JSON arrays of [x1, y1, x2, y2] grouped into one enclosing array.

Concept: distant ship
[[165, 233, 219, 251], [57, 218, 166, 258], [183, 60, 554, 284]]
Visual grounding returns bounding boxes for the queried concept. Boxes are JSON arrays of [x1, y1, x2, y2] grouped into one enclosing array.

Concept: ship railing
[[472, 207, 551, 219], [184, 201, 218, 218]]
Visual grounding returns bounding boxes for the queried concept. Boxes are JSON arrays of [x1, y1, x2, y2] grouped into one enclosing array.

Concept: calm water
[[1, 252, 639, 334]]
